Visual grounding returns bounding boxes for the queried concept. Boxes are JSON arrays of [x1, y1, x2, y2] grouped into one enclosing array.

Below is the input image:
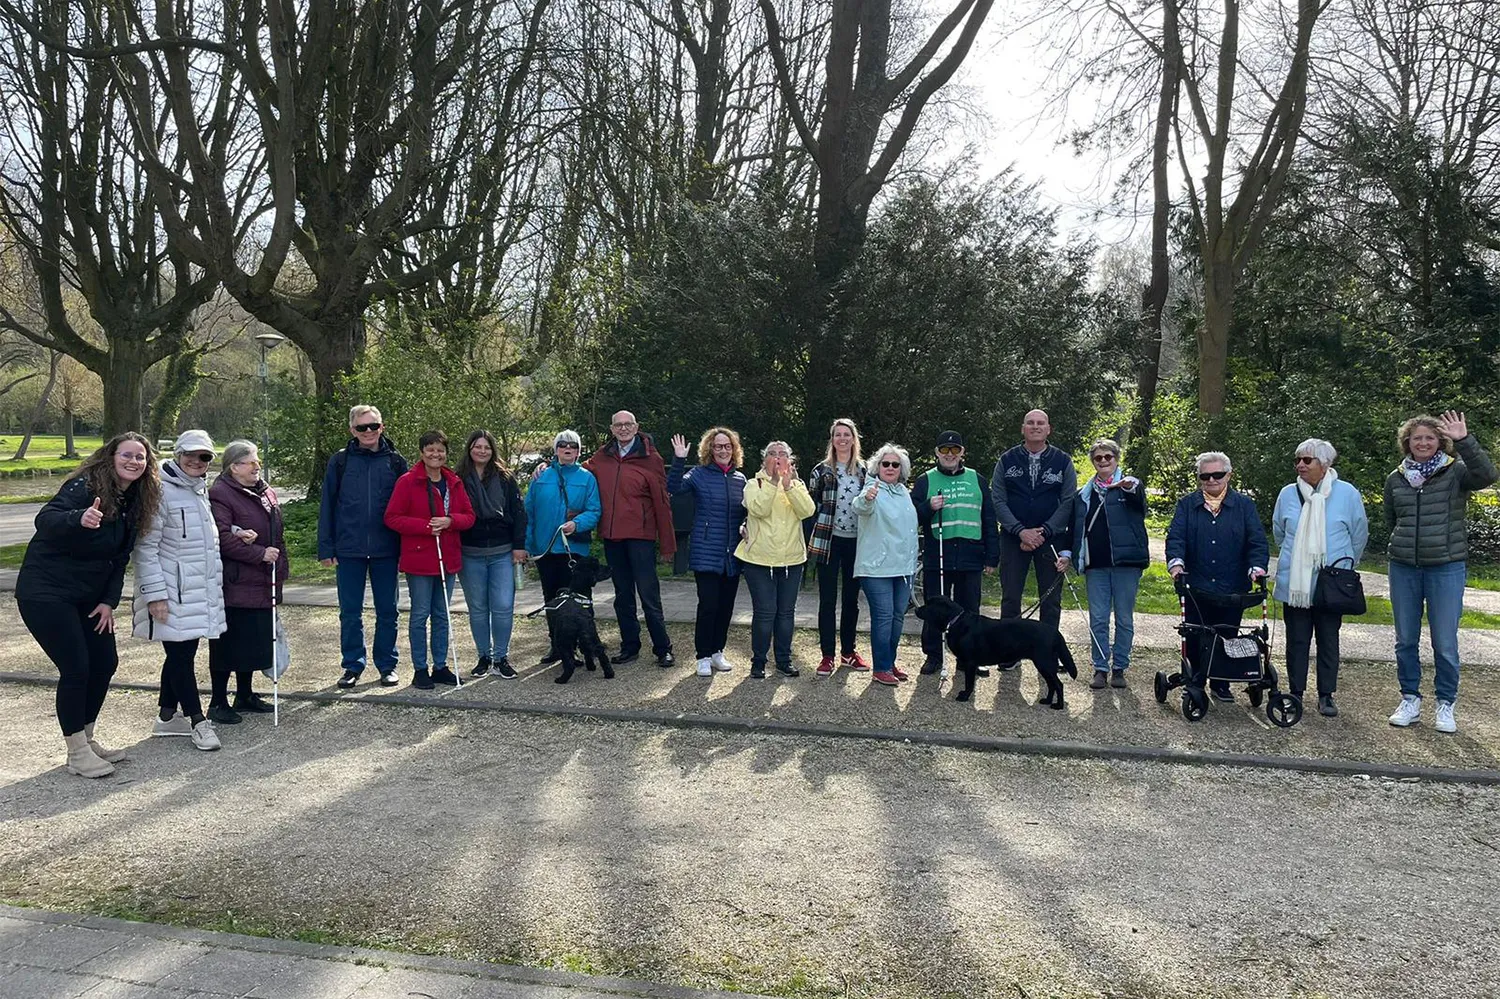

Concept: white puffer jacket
[[133, 460, 227, 642]]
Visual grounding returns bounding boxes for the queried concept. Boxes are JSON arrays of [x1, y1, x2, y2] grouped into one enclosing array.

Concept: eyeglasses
[[233, 458, 260, 467], [353, 423, 382, 433], [712, 442, 734, 451], [879, 460, 902, 469], [1198, 470, 1228, 482], [611, 421, 637, 429], [1294, 456, 1317, 465], [1091, 454, 1116, 463], [936, 446, 962, 456], [183, 452, 213, 463], [117, 453, 147, 464]]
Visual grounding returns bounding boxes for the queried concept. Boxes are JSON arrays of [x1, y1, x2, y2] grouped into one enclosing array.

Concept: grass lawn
[[0, 494, 52, 504], [0, 434, 101, 475]]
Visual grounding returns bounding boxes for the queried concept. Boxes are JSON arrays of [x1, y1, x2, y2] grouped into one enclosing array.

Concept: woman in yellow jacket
[[736, 440, 816, 678]]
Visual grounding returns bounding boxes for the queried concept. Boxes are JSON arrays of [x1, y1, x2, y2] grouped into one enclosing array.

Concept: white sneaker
[[191, 719, 222, 752], [1435, 701, 1457, 734], [151, 713, 193, 737], [695, 657, 714, 677], [710, 651, 733, 672], [1388, 696, 1422, 728]]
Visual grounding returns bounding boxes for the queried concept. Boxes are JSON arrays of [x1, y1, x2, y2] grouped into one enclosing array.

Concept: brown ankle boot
[[84, 723, 128, 762], [64, 732, 114, 778]]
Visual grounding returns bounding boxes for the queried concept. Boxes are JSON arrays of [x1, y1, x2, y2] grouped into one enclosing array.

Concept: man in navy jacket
[[317, 404, 409, 688], [1166, 451, 1269, 701]]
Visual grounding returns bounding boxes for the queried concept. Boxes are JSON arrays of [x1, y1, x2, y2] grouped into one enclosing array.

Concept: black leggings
[[157, 638, 204, 720], [18, 600, 118, 736], [694, 571, 741, 658], [816, 535, 859, 657]]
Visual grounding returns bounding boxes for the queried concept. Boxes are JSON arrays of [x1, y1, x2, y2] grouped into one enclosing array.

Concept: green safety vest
[[924, 467, 983, 541]]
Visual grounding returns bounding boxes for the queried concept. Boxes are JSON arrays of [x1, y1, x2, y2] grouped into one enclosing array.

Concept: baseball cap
[[935, 430, 964, 448], [174, 429, 216, 456]]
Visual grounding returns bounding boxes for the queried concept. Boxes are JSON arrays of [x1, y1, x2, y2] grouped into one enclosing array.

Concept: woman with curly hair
[[16, 432, 161, 777], [669, 427, 748, 677]]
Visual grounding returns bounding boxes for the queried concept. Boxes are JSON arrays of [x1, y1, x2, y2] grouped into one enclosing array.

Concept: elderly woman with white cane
[[385, 430, 476, 690], [1272, 438, 1369, 718], [208, 441, 288, 724]]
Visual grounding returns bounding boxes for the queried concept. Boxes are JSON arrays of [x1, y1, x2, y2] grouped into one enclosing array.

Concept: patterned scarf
[[1401, 451, 1451, 489]]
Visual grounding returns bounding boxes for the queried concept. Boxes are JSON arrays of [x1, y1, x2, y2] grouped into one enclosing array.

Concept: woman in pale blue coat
[[1272, 438, 1368, 718], [853, 443, 919, 688]]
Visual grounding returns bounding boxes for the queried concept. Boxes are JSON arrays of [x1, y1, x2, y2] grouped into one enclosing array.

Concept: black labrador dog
[[914, 594, 1077, 707], [543, 556, 614, 684]]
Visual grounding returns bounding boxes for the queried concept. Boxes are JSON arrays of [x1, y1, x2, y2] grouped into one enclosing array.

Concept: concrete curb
[[5, 670, 1497, 788], [0, 902, 776, 999]]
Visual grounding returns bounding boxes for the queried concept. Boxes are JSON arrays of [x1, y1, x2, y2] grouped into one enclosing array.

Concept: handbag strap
[[1325, 556, 1356, 570]]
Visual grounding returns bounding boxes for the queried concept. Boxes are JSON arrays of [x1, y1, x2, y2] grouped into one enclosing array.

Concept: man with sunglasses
[[990, 410, 1077, 669], [1165, 451, 1269, 702], [911, 431, 999, 674], [318, 404, 410, 688]]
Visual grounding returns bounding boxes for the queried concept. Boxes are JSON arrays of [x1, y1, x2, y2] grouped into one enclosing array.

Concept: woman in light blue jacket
[[853, 443, 919, 688], [523, 430, 602, 664], [1272, 438, 1369, 718]]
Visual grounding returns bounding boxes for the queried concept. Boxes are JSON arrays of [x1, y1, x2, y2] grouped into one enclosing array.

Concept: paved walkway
[[0, 904, 767, 999]]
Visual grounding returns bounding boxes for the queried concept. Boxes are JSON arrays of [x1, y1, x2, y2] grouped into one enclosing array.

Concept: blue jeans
[[1085, 567, 1142, 672], [335, 556, 400, 675], [458, 552, 517, 660], [406, 573, 458, 672], [1389, 560, 1465, 703], [861, 575, 912, 673]]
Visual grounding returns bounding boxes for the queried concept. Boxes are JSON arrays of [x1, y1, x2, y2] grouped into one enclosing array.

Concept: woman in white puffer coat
[[133, 430, 227, 751]]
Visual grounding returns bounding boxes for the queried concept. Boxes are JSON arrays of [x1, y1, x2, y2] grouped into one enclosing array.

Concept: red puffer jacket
[[383, 466, 476, 576]]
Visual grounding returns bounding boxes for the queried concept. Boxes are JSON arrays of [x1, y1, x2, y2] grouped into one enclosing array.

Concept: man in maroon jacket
[[586, 410, 677, 667]]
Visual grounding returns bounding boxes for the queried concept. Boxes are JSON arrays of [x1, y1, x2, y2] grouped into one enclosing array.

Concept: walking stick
[[270, 558, 280, 727], [427, 480, 462, 690], [1052, 544, 1109, 669], [936, 494, 950, 683]]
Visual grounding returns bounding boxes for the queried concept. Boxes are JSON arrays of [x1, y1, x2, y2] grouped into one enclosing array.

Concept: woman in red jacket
[[384, 430, 476, 689]]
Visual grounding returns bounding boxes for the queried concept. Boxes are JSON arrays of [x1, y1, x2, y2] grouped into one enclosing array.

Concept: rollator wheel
[[1167, 671, 1183, 687], [1248, 685, 1265, 708], [1182, 687, 1208, 722], [1154, 671, 1169, 704], [1267, 692, 1302, 728]]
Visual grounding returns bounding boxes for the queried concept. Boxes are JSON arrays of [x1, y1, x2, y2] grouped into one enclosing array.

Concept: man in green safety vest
[[911, 430, 1000, 675]]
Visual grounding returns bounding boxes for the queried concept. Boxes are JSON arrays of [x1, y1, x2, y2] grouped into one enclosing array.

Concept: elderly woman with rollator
[[1271, 438, 1368, 718], [1166, 451, 1269, 704], [1384, 411, 1497, 734]]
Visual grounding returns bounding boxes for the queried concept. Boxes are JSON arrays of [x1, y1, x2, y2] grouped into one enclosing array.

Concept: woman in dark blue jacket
[[1165, 450, 1269, 701], [1059, 439, 1149, 689], [669, 428, 748, 677]]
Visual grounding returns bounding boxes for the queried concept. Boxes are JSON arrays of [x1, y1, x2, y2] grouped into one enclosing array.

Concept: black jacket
[[17, 476, 141, 607], [458, 469, 528, 551]]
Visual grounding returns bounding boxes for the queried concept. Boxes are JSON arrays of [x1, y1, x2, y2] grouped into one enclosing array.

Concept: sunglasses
[[879, 460, 902, 469], [184, 452, 213, 462], [555, 443, 579, 450], [1198, 470, 1228, 482], [1091, 454, 1116, 463], [936, 445, 962, 455], [353, 422, 382, 433], [1294, 456, 1317, 465]]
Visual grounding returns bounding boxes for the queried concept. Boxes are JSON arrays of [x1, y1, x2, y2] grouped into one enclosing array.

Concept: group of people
[[15, 402, 1493, 779]]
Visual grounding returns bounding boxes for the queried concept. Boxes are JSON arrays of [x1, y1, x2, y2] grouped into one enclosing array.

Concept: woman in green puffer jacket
[[1384, 411, 1498, 735]]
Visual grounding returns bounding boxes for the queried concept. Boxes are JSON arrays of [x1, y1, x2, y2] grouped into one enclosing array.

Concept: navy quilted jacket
[[668, 456, 747, 575]]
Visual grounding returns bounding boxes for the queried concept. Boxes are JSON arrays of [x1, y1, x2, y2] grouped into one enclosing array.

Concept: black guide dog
[[914, 594, 1077, 707], [538, 556, 614, 684]]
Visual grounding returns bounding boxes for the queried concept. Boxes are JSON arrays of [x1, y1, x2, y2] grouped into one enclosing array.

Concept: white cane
[[270, 559, 280, 727], [936, 494, 950, 682], [1053, 543, 1110, 667], [435, 532, 462, 690]]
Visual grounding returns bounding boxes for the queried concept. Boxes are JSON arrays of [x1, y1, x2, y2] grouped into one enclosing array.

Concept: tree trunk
[[147, 347, 208, 443], [61, 372, 77, 458], [304, 328, 362, 497], [1198, 265, 1235, 414], [99, 354, 147, 438], [13, 352, 60, 460], [1126, 0, 1180, 484]]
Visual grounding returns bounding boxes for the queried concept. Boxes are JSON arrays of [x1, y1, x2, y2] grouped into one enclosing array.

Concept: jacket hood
[[161, 459, 208, 495]]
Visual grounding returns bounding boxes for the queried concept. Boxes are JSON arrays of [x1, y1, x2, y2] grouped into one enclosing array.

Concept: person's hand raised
[[1439, 410, 1468, 442], [80, 498, 103, 530], [672, 434, 689, 459]]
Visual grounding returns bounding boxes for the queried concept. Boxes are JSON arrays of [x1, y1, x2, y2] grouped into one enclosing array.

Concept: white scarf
[[1287, 468, 1338, 608]]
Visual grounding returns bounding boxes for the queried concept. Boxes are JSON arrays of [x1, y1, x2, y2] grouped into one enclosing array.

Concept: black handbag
[[1313, 556, 1366, 616]]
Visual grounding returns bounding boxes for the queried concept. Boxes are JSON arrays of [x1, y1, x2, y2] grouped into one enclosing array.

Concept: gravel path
[[0, 682, 1496, 999]]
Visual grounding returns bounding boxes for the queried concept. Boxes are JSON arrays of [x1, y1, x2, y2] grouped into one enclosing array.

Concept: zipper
[[180, 508, 187, 538]]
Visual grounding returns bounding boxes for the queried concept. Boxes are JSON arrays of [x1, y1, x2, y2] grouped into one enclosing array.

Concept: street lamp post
[[253, 331, 287, 465]]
